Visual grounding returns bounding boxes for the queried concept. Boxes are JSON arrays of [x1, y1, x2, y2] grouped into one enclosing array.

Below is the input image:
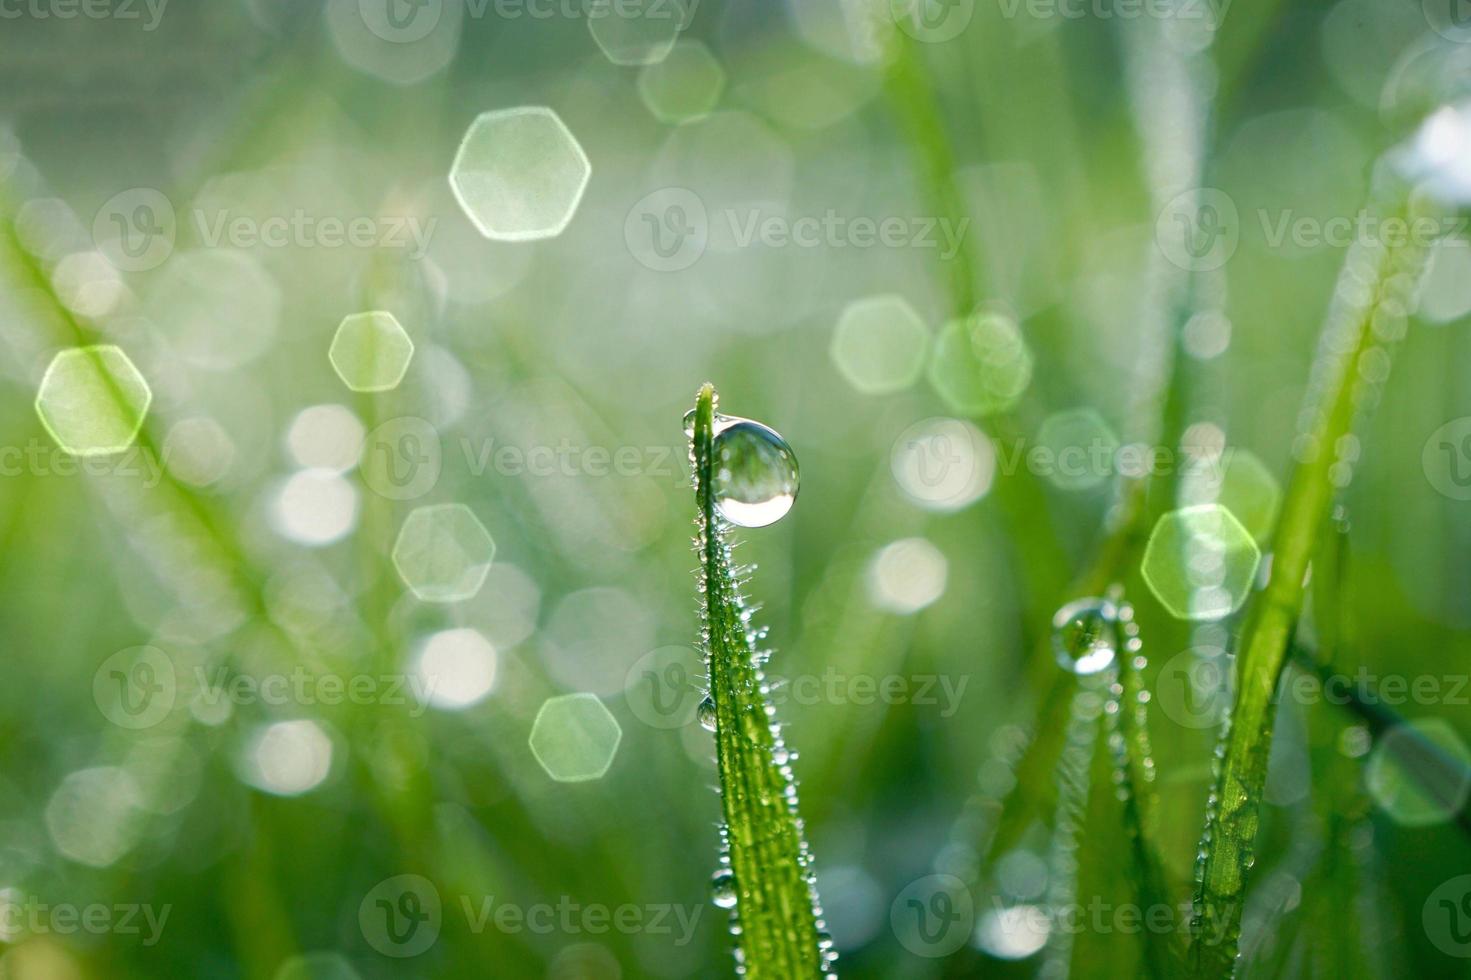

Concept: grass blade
[[1188, 184, 1435, 975], [689, 383, 829, 978]]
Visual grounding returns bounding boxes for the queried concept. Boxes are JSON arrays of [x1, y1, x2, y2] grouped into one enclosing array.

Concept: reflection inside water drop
[[711, 867, 738, 909], [1050, 597, 1119, 676], [710, 417, 799, 528]]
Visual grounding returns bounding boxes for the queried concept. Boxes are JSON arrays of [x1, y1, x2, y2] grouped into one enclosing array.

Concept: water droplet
[[1050, 598, 1118, 675], [698, 696, 717, 731], [711, 868, 738, 908], [711, 418, 799, 528]]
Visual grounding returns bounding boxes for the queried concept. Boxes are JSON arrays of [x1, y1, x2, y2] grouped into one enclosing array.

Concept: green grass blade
[[690, 383, 828, 979], [1107, 599, 1185, 979], [1188, 186, 1435, 975]]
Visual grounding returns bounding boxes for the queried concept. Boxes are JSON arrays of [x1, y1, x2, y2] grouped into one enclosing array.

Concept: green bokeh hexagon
[[329, 311, 414, 393], [392, 503, 495, 603], [35, 345, 152, 456], [529, 693, 623, 783], [1141, 504, 1261, 621]]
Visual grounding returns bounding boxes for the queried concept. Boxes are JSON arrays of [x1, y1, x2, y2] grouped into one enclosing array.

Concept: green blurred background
[[1, 0, 1470, 977]]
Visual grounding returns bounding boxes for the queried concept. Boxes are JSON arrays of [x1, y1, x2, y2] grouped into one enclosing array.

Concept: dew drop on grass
[[711, 417, 799, 528], [1050, 597, 1119, 675], [698, 695, 717, 731], [711, 868, 738, 909]]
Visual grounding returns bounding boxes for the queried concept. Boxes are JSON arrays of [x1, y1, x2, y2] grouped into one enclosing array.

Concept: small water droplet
[[683, 407, 697, 438], [698, 696, 717, 731], [711, 868, 738, 908], [711, 418, 799, 528], [1051, 597, 1119, 675]]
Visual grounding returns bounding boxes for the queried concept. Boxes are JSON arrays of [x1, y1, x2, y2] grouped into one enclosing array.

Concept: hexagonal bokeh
[[1178, 448, 1282, 542], [637, 40, 725, 124], [1141, 504, 1260, 621], [448, 107, 592, 243], [1365, 718, 1471, 827], [529, 693, 623, 783], [831, 294, 930, 396], [587, 0, 687, 66], [927, 311, 1033, 417], [35, 345, 152, 456], [329, 311, 414, 393], [1035, 408, 1119, 491], [392, 503, 495, 603]]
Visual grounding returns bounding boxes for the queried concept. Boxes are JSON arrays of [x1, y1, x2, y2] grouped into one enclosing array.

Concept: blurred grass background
[[0, 0, 1470, 977]]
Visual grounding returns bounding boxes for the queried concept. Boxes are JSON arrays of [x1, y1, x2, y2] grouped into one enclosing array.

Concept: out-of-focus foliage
[[0, 1, 1469, 978]]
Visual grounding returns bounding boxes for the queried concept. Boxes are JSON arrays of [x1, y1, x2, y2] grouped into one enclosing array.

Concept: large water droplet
[[711, 418, 799, 528], [711, 868, 738, 908], [698, 695, 717, 731], [1051, 598, 1119, 675]]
